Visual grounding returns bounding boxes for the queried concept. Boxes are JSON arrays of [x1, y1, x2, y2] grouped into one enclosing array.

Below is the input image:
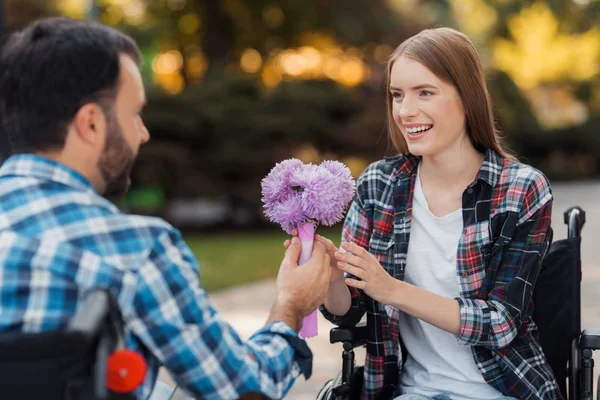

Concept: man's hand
[[268, 237, 331, 331], [283, 234, 344, 284], [315, 235, 346, 283]]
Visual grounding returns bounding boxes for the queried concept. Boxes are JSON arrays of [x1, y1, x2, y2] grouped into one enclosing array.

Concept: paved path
[[160, 181, 600, 399]]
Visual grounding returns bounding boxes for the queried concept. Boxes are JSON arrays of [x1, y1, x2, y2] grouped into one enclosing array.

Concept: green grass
[[184, 226, 342, 293]]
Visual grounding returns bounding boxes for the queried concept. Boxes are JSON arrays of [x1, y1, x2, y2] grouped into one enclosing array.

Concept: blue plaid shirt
[[0, 154, 312, 399]]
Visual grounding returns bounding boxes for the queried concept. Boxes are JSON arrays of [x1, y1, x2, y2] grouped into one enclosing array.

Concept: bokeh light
[[263, 7, 285, 29], [178, 13, 201, 35], [240, 49, 263, 74]]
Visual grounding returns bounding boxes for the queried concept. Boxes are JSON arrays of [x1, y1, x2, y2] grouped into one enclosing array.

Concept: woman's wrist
[[324, 278, 351, 316], [387, 279, 410, 309], [388, 280, 462, 335]]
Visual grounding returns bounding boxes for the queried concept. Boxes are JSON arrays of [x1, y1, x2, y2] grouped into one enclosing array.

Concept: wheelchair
[[318, 206, 600, 400], [0, 289, 146, 400]]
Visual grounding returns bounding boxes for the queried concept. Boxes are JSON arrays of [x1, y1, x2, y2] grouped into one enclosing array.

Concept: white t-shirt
[[399, 165, 504, 399]]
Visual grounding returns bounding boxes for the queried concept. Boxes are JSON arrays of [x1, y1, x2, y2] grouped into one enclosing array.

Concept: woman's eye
[[420, 90, 433, 97], [392, 92, 403, 99]]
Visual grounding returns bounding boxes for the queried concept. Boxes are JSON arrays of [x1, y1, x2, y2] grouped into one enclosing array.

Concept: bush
[[133, 75, 379, 228]]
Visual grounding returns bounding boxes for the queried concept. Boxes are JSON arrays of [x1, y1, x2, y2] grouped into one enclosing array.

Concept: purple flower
[[264, 195, 306, 234], [261, 158, 355, 232], [261, 159, 304, 206], [319, 160, 355, 205]]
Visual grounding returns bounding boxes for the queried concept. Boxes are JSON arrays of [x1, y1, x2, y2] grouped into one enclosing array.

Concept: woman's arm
[[336, 241, 461, 334], [319, 195, 372, 326], [338, 174, 553, 349], [453, 199, 552, 348], [323, 272, 353, 317]]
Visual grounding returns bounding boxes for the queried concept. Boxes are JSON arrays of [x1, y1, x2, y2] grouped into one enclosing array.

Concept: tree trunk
[[195, 0, 235, 75]]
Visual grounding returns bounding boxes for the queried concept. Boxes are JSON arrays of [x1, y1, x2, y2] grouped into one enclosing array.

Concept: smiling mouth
[[405, 124, 433, 137]]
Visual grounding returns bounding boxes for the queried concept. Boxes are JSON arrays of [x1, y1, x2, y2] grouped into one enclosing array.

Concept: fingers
[[286, 234, 337, 254], [337, 261, 364, 279], [306, 241, 331, 277], [283, 227, 299, 248], [282, 237, 302, 267], [315, 234, 338, 253], [323, 254, 332, 278], [345, 278, 366, 290], [311, 240, 327, 259], [322, 247, 331, 268], [319, 251, 332, 302], [341, 242, 369, 258], [334, 250, 367, 271]]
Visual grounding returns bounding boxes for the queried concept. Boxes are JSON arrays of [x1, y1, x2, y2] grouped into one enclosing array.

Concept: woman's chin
[[406, 143, 431, 157]]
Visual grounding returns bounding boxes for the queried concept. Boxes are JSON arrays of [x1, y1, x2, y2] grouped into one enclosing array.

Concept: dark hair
[[385, 27, 516, 161], [0, 17, 142, 153]]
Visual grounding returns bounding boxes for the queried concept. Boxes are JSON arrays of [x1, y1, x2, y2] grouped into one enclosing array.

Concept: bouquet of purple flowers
[[261, 159, 355, 338]]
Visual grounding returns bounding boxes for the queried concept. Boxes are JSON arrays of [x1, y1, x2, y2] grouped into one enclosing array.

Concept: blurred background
[[0, 1, 599, 397], [1, 0, 598, 236]]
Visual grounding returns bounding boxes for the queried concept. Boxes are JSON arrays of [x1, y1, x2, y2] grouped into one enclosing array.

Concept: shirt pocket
[[368, 231, 398, 278], [458, 220, 492, 294]]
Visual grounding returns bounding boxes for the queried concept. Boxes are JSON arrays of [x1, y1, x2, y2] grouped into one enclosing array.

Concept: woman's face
[[390, 56, 469, 159]]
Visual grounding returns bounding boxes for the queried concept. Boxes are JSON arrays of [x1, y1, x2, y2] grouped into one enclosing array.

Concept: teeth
[[406, 125, 432, 134]]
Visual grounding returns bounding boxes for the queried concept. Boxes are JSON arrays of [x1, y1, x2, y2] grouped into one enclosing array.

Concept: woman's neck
[[419, 141, 485, 191]]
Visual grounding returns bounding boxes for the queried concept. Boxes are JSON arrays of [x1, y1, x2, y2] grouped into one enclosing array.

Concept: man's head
[[0, 17, 150, 196]]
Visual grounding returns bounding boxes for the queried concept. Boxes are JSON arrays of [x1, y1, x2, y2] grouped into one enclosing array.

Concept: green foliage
[[512, 116, 600, 180], [135, 75, 376, 225]]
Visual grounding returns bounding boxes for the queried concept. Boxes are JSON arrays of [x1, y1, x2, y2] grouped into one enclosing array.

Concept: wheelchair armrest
[[67, 289, 120, 399], [580, 329, 600, 350], [330, 322, 368, 348], [67, 289, 111, 338]]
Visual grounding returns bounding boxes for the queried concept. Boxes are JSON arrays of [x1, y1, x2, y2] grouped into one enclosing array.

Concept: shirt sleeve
[[123, 228, 312, 400], [455, 173, 553, 349], [319, 192, 370, 327]]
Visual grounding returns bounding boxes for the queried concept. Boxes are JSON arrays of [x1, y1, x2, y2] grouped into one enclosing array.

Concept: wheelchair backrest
[[533, 208, 584, 399], [0, 289, 117, 399]]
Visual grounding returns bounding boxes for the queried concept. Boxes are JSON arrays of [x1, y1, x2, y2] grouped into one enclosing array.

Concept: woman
[[317, 27, 559, 400]]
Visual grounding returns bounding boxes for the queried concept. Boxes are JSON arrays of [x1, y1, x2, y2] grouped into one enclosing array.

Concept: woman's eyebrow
[[389, 83, 438, 91]]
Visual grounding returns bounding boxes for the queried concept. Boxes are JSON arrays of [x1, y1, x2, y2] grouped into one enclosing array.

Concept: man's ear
[[71, 103, 107, 146]]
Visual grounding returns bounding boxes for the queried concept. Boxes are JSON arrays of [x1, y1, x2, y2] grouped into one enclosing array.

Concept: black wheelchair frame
[[0, 289, 139, 400], [319, 206, 600, 400]]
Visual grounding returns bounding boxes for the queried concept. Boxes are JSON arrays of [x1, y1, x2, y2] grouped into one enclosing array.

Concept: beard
[[97, 111, 136, 197]]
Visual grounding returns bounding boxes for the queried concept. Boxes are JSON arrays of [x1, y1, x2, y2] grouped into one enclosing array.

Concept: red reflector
[[106, 350, 147, 393]]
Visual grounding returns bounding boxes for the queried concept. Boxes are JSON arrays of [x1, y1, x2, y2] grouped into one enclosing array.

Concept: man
[[0, 17, 332, 399]]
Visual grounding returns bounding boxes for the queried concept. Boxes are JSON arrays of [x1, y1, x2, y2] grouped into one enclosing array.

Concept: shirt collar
[[476, 148, 502, 187], [385, 147, 503, 187], [0, 154, 97, 194]]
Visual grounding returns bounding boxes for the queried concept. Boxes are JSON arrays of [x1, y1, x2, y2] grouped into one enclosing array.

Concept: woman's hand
[[334, 241, 398, 304]]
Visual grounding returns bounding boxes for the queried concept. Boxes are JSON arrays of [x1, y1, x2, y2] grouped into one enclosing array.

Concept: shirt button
[[462, 272, 468, 278], [467, 187, 473, 194]]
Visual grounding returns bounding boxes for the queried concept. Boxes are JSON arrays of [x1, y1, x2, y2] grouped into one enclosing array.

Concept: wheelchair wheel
[[316, 378, 333, 400], [315, 369, 344, 400]]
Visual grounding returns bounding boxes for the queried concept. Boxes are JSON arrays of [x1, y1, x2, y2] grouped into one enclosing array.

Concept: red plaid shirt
[[320, 149, 561, 400]]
